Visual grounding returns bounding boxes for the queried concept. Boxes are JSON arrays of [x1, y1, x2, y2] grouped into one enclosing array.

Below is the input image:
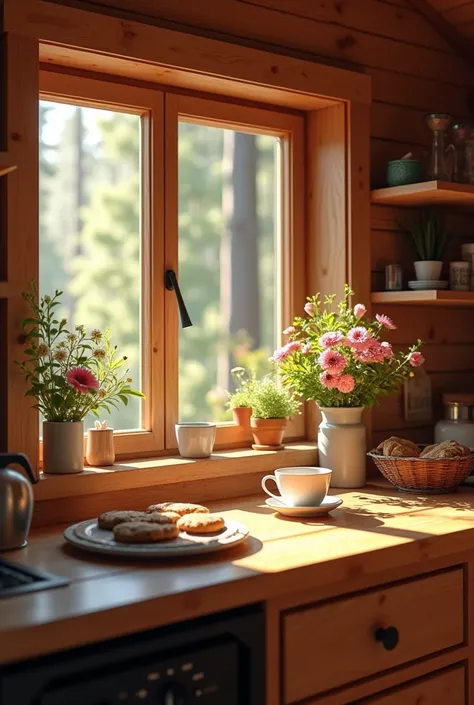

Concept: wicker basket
[[367, 447, 474, 493]]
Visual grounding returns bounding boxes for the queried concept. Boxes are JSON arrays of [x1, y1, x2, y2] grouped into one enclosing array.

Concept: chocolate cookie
[[113, 521, 179, 544], [177, 513, 225, 534], [98, 510, 146, 530], [146, 502, 209, 516]]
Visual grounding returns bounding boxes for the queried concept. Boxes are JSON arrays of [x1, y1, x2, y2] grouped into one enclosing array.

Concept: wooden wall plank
[[5, 33, 39, 472], [443, 2, 474, 25], [25, 0, 474, 86]]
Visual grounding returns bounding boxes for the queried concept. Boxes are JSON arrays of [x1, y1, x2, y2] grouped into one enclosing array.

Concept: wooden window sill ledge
[[34, 442, 319, 501]]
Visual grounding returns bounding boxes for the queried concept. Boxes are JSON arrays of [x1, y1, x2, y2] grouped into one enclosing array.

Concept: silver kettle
[[0, 453, 37, 551]]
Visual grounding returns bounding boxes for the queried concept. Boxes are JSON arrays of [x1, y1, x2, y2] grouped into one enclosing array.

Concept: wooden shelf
[[372, 290, 474, 306], [371, 181, 474, 208], [0, 153, 17, 177]]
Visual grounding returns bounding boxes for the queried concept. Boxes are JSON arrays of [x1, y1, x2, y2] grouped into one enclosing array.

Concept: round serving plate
[[64, 518, 249, 558]]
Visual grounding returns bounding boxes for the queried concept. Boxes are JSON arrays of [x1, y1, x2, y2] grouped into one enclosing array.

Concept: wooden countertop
[[2, 482, 474, 666]]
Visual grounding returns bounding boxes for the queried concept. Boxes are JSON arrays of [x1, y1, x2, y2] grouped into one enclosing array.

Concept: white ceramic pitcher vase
[[317, 407, 366, 488]]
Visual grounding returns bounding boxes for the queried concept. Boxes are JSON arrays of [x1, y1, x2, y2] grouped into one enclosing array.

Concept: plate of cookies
[[64, 502, 249, 558]]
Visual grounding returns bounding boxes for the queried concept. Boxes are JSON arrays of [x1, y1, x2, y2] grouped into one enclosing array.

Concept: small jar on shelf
[[435, 393, 474, 448]]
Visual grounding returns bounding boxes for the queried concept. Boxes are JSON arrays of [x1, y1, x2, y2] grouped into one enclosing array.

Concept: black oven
[[0, 604, 265, 704]]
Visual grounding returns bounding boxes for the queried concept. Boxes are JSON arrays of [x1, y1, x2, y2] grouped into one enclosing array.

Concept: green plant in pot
[[248, 376, 300, 450], [400, 210, 450, 282], [226, 367, 254, 427], [17, 285, 144, 475]]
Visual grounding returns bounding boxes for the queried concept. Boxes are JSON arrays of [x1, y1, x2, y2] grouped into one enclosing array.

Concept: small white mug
[[175, 422, 216, 458], [261, 466, 332, 507]]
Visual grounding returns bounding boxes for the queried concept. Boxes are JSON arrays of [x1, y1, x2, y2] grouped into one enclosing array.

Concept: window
[[39, 99, 142, 432], [38, 73, 304, 458]]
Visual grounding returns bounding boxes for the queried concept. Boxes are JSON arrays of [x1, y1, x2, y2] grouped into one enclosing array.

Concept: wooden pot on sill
[[250, 417, 287, 450], [86, 428, 115, 467]]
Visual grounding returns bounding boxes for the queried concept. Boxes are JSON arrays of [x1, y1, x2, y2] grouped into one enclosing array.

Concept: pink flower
[[346, 326, 372, 348], [319, 331, 345, 349], [304, 302, 315, 316], [320, 371, 339, 388], [409, 351, 425, 367], [66, 366, 99, 394], [353, 340, 385, 364], [272, 340, 301, 363], [318, 349, 346, 374], [354, 304, 366, 320], [381, 341, 393, 359], [283, 326, 296, 335], [376, 313, 396, 330], [336, 374, 355, 393], [302, 343, 311, 354]]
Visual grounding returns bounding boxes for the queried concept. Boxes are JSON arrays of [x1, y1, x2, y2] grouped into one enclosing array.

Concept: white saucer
[[408, 280, 448, 290], [265, 495, 343, 517]]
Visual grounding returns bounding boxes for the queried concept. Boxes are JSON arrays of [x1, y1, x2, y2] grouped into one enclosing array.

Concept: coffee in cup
[[261, 466, 332, 507]]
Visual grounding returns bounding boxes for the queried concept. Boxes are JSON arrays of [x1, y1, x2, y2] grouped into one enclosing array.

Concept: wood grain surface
[[3, 481, 474, 667]]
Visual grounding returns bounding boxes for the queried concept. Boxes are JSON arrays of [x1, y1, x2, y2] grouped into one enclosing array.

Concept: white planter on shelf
[[43, 421, 84, 474], [414, 260, 442, 281], [317, 407, 366, 488]]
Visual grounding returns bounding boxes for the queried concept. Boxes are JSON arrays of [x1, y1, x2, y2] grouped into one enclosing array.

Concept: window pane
[[178, 122, 279, 422], [39, 100, 142, 431]]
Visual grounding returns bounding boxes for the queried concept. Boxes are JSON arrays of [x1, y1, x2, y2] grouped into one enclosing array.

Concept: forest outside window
[[38, 71, 305, 459]]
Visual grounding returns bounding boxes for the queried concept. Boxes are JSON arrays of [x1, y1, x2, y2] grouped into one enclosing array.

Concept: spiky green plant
[[400, 210, 450, 261]]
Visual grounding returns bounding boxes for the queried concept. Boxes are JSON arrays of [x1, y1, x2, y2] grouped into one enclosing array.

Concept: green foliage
[[276, 285, 424, 409], [248, 377, 300, 419], [400, 210, 450, 261], [226, 367, 254, 409], [17, 285, 143, 422]]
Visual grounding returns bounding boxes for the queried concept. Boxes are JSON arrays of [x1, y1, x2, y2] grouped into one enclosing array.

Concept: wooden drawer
[[358, 665, 465, 705], [283, 568, 464, 703]]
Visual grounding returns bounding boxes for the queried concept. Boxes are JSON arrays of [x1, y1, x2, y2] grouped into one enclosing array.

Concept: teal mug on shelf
[[387, 159, 422, 187]]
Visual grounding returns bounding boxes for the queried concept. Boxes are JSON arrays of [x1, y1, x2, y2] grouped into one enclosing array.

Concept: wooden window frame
[[164, 94, 305, 450], [38, 70, 165, 458], [2, 0, 371, 479]]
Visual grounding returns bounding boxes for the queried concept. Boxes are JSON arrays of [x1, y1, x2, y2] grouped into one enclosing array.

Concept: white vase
[[318, 407, 366, 488], [43, 421, 84, 474], [414, 260, 442, 281]]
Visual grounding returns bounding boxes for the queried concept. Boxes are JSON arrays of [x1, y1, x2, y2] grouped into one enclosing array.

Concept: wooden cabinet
[[283, 568, 464, 703], [357, 665, 465, 705]]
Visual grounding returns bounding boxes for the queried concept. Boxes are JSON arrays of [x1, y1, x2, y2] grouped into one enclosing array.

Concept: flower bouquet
[[272, 286, 424, 487], [17, 286, 143, 474]]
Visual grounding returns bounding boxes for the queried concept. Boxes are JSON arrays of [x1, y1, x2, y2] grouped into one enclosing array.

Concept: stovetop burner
[[0, 558, 68, 598]]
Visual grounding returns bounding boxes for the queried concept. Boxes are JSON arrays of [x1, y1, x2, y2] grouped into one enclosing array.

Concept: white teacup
[[175, 422, 216, 458], [261, 466, 332, 507]]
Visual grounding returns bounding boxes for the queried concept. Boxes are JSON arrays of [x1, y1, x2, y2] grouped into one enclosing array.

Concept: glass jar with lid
[[434, 393, 474, 447]]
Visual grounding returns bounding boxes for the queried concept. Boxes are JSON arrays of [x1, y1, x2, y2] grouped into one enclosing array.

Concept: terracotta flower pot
[[232, 407, 252, 427], [250, 417, 287, 450]]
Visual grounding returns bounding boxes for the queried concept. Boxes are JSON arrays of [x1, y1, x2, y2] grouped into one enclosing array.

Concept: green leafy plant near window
[[16, 285, 144, 422], [226, 367, 254, 409], [400, 210, 450, 261], [248, 376, 300, 419]]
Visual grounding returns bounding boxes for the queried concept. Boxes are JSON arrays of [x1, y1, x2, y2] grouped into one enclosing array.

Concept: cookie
[[113, 521, 179, 544], [98, 510, 146, 530], [142, 511, 181, 525], [146, 502, 209, 517], [177, 512, 225, 534]]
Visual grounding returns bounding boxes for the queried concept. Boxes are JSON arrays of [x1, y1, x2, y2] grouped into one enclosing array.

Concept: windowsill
[[34, 442, 318, 501]]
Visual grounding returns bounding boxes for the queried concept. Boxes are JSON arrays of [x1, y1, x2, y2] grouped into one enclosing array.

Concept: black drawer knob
[[375, 626, 399, 651]]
